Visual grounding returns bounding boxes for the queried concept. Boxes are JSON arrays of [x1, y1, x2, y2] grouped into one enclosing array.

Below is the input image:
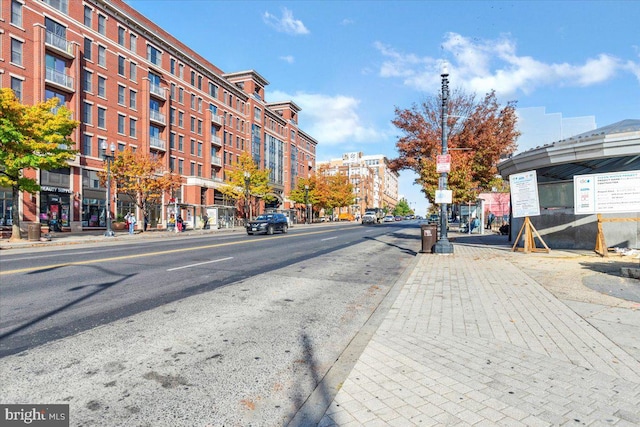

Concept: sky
[[126, 0, 640, 216]]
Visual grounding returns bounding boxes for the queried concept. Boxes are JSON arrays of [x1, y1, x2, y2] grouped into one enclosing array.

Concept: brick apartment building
[[318, 152, 399, 219], [1, 0, 317, 231]]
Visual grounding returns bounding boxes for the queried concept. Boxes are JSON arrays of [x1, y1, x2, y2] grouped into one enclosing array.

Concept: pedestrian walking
[[125, 212, 136, 235]]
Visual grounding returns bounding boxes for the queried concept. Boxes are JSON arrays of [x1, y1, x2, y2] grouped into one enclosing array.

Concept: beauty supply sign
[[574, 170, 640, 215], [509, 170, 540, 218]]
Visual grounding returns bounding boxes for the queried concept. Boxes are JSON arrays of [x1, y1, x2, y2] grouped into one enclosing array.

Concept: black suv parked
[[246, 213, 289, 235]]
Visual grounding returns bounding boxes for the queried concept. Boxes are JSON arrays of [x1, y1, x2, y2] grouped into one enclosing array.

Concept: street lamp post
[[101, 140, 116, 237], [304, 185, 310, 224], [433, 63, 454, 254], [243, 171, 251, 223]]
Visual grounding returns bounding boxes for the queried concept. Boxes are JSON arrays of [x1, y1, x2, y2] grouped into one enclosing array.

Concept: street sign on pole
[[436, 154, 451, 173]]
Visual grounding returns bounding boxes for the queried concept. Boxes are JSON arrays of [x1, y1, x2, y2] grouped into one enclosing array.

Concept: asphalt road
[[1, 221, 421, 426]]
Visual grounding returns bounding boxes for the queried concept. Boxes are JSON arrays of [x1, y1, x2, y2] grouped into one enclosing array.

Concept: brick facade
[[1, 0, 317, 230]]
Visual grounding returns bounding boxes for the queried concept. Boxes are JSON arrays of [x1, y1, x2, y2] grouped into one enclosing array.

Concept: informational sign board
[[574, 170, 640, 214], [509, 170, 540, 218], [436, 154, 451, 173], [435, 190, 452, 204]]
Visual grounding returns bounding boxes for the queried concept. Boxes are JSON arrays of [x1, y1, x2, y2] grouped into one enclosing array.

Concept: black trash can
[[28, 223, 41, 241], [420, 224, 438, 253]]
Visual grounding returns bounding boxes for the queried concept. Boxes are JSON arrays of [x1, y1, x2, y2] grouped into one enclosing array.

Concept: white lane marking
[[167, 256, 233, 271], [321, 237, 337, 241]]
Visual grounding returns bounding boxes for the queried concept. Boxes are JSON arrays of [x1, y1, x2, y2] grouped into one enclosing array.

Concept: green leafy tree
[[393, 199, 412, 217], [391, 90, 519, 204], [0, 89, 79, 240], [99, 147, 182, 231], [218, 152, 273, 219]]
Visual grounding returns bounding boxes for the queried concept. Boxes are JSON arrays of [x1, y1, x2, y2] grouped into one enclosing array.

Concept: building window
[[170, 58, 176, 75], [209, 82, 218, 98], [130, 62, 136, 82], [178, 111, 184, 128], [118, 85, 125, 105], [197, 120, 202, 135], [197, 142, 202, 157], [177, 159, 184, 174], [83, 5, 91, 27], [98, 45, 106, 67], [198, 164, 202, 177], [118, 55, 126, 76], [11, 77, 23, 101], [130, 34, 137, 54], [97, 107, 106, 129], [118, 114, 125, 134], [190, 139, 195, 155], [83, 38, 92, 61], [178, 88, 184, 104], [169, 132, 175, 149], [98, 76, 106, 97], [82, 134, 92, 156], [97, 14, 106, 35], [129, 118, 137, 137], [10, 38, 23, 66], [179, 64, 184, 79], [190, 94, 195, 110], [190, 70, 195, 86], [190, 116, 195, 133], [129, 90, 137, 109], [147, 44, 161, 66], [11, 0, 23, 27], [169, 157, 175, 172], [178, 135, 184, 151], [170, 83, 176, 100], [197, 75, 202, 90], [82, 69, 92, 92], [170, 108, 176, 125], [43, 0, 68, 14], [198, 98, 202, 112], [83, 102, 92, 125], [190, 162, 195, 176], [118, 27, 125, 46]]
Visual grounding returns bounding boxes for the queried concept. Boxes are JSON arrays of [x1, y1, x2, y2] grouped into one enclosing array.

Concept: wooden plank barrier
[[594, 213, 640, 257]]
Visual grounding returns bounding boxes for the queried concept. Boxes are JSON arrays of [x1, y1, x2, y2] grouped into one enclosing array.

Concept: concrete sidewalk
[[317, 234, 640, 426]]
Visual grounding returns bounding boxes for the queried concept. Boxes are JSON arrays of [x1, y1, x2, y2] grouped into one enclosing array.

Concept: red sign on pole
[[436, 154, 451, 173]]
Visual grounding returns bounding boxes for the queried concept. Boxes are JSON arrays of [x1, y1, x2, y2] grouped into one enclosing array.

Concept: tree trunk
[[10, 185, 22, 241]]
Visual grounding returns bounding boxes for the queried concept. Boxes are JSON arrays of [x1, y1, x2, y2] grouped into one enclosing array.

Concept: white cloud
[[280, 55, 295, 64], [267, 90, 388, 147], [375, 33, 630, 96], [263, 8, 309, 35], [341, 18, 355, 26]]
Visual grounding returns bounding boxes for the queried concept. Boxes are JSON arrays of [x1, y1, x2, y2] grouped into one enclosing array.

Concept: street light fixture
[[433, 62, 454, 254], [304, 185, 310, 224], [101, 140, 116, 237], [243, 171, 251, 223]]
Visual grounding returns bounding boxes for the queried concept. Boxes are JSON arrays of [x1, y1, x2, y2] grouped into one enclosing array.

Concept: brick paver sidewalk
[[319, 244, 640, 426]]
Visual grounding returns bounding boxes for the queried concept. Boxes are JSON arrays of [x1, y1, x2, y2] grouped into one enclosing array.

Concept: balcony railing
[[45, 31, 74, 57], [211, 155, 222, 167], [211, 135, 222, 146], [149, 82, 165, 99], [211, 114, 223, 126], [150, 109, 166, 125], [150, 136, 166, 151], [45, 67, 74, 91]]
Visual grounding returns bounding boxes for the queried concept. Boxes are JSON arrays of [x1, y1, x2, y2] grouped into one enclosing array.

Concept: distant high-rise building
[[317, 152, 399, 218]]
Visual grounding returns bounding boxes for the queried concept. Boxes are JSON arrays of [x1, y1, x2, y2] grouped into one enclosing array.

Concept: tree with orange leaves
[[390, 90, 519, 204], [99, 148, 181, 231]]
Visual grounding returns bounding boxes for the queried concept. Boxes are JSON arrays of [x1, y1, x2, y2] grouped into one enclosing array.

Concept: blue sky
[[126, 0, 640, 215]]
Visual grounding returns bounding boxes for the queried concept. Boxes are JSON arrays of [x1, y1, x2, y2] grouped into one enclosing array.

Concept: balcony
[[45, 67, 75, 92], [211, 135, 222, 146], [45, 31, 74, 58], [211, 114, 223, 126], [149, 109, 166, 126], [149, 82, 166, 100], [150, 136, 166, 151], [211, 155, 222, 167]]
